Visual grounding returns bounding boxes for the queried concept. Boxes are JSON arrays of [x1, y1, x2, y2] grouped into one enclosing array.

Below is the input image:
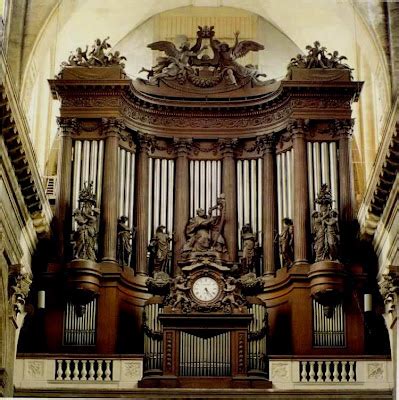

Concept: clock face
[[192, 276, 220, 302]]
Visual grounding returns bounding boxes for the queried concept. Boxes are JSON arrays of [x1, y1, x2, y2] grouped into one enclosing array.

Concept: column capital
[[137, 133, 155, 153], [256, 134, 277, 154], [331, 119, 354, 138], [287, 118, 309, 138], [101, 118, 125, 137], [56, 117, 79, 136], [218, 138, 238, 155], [173, 138, 192, 156]]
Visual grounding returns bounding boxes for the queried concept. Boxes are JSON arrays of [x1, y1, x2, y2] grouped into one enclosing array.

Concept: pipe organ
[[189, 160, 222, 218], [41, 33, 371, 390]]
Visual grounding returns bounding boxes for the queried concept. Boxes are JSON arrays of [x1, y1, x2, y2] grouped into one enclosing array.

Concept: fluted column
[[221, 139, 238, 261], [290, 119, 309, 264], [336, 120, 354, 223], [135, 134, 151, 276], [173, 139, 191, 274], [55, 117, 77, 262], [101, 118, 123, 263], [259, 135, 277, 275], [336, 119, 355, 259]]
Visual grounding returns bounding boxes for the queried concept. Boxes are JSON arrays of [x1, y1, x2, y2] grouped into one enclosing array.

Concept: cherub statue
[[88, 37, 111, 66], [170, 275, 191, 310], [108, 51, 127, 68], [221, 277, 240, 310], [327, 50, 351, 70]]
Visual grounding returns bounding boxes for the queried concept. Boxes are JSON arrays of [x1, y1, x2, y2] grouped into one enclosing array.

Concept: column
[[290, 119, 309, 264], [221, 139, 238, 261], [336, 119, 355, 260], [336, 120, 354, 223], [55, 117, 77, 262], [173, 139, 191, 273], [260, 135, 277, 275], [101, 118, 123, 263], [135, 134, 151, 276]]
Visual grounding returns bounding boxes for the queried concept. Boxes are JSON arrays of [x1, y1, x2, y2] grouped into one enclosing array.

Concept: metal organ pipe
[[277, 154, 283, 233], [72, 141, 82, 213], [321, 142, 330, 187], [329, 142, 339, 210]]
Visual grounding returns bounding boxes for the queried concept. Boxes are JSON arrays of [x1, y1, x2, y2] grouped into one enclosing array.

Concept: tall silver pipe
[[287, 151, 292, 218], [160, 159, 168, 226], [250, 159, 257, 232], [82, 140, 90, 185], [257, 158, 263, 244], [147, 158, 153, 243], [243, 160, 250, 224], [118, 149, 126, 217], [321, 142, 330, 187], [199, 161, 205, 210], [216, 161, 221, 198], [89, 141, 98, 192], [206, 162, 211, 212], [313, 143, 321, 200], [129, 153, 135, 228], [211, 161, 217, 208], [153, 158, 160, 232], [124, 151, 131, 217], [307, 143, 314, 219], [329, 142, 338, 210], [276, 154, 282, 233], [194, 161, 200, 214], [97, 140, 104, 207], [72, 140, 82, 222], [237, 160, 243, 248], [281, 152, 288, 219]]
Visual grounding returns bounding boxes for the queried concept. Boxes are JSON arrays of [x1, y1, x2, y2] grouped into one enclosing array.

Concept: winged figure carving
[[139, 27, 272, 88]]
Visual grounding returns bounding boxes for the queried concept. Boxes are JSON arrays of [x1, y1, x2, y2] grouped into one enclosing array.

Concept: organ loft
[[18, 26, 385, 389]]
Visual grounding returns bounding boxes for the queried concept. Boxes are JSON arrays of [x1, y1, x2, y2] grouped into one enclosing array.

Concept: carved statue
[[221, 277, 240, 309], [71, 183, 100, 261], [148, 225, 172, 273], [241, 223, 259, 273], [279, 218, 294, 267], [170, 275, 191, 310], [312, 184, 340, 262], [117, 216, 135, 267], [182, 194, 227, 256], [141, 38, 207, 85], [60, 38, 126, 70], [140, 26, 271, 88], [287, 41, 352, 73]]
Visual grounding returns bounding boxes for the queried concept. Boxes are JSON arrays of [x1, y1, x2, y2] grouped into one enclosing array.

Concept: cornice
[[1, 51, 52, 235], [358, 96, 399, 237]]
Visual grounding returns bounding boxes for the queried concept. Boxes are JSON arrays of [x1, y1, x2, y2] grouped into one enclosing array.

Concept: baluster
[[72, 360, 79, 380], [325, 361, 332, 382], [309, 361, 316, 382], [104, 360, 112, 381], [341, 361, 348, 382], [348, 361, 355, 382], [316, 361, 323, 382], [64, 360, 71, 381], [80, 360, 87, 381], [333, 361, 339, 382], [300, 361, 308, 382], [96, 360, 104, 381], [56, 360, 63, 380], [88, 360, 95, 381]]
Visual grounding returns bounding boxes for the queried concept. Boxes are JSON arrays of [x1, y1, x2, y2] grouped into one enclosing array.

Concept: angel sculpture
[[87, 37, 111, 66], [142, 38, 207, 85], [210, 30, 267, 85]]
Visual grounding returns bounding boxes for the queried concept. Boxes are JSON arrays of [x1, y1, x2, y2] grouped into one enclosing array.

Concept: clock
[[192, 276, 220, 302]]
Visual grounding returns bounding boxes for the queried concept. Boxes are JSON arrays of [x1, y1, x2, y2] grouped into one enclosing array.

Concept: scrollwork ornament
[[255, 134, 276, 154], [8, 265, 32, 317], [137, 133, 156, 154], [378, 265, 399, 315]]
